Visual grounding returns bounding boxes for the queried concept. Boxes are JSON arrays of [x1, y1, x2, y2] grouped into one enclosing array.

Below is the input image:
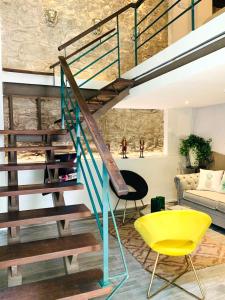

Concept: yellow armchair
[[134, 210, 212, 299]]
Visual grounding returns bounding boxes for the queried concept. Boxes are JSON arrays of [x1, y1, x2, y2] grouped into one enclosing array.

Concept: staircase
[[0, 124, 114, 298], [0, 36, 130, 299]]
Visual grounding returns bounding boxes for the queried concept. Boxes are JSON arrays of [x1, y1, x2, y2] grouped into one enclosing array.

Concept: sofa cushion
[[217, 173, 225, 194], [197, 169, 223, 192], [183, 190, 224, 209]]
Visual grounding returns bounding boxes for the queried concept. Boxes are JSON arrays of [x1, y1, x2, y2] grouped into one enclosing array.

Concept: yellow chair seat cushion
[[153, 239, 195, 256], [134, 210, 212, 257]]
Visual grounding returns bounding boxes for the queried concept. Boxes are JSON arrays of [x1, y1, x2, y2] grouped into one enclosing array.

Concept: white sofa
[[174, 173, 225, 229]]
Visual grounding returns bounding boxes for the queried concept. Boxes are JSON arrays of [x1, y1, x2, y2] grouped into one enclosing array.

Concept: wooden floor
[[0, 219, 225, 299]]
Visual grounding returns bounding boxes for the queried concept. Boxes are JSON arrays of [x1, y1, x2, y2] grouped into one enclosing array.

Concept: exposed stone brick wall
[[96, 108, 164, 157], [3, 97, 164, 159], [3, 96, 60, 130], [0, 0, 168, 80]]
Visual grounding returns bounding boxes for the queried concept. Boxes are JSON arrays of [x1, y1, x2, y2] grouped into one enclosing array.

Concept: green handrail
[[59, 62, 129, 297]]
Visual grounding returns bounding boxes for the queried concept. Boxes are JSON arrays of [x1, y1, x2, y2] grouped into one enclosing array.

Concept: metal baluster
[[60, 67, 65, 129], [134, 7, 138, 66], [116, 16, 121, 78], [75, 102, 81, 183], [53, 67, 56, 86], [100, 163, 110, 287], [191, 0, 195, 30]]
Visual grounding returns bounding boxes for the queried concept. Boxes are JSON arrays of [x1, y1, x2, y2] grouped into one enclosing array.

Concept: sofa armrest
[[174, 173, 200, 202]]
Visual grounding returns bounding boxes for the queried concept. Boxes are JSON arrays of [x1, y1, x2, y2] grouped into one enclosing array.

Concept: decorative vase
[[189, 147, 199, 167]]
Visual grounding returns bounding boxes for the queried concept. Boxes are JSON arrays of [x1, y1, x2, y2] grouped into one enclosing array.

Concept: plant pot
[[189, 147, 199, 167]]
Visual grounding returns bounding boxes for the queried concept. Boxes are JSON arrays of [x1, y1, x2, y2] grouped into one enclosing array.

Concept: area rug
[[109, 218, 225, 280]]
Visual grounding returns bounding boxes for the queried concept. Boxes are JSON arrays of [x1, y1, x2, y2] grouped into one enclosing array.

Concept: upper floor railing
[[50, 0, 202, 86], [134, 0, 202, 64]]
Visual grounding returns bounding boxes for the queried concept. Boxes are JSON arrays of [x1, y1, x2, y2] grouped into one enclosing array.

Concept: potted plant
[[179, 134, 212, 168]]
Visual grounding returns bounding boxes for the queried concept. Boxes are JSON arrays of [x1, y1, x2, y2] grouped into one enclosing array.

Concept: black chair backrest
[[110, 170, 148, 200]]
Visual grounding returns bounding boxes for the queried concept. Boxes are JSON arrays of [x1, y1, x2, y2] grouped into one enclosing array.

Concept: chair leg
[[146, 254, 204, 300], [141, 199, 145, 207], [134, 200, 138, 211], [114, 198, 120, 214], [188, 255, 206, 299], [147, 253, 159, 298], [143, 248, 151, 265], [122, 200, 128, 224]]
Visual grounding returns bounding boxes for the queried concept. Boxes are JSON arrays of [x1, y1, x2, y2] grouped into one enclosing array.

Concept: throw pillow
[[197, 169, 224, 192], [218, 173, 225, 193]]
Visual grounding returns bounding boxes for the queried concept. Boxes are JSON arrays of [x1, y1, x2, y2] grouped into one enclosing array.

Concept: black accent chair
[[110, 170, 149, 224]]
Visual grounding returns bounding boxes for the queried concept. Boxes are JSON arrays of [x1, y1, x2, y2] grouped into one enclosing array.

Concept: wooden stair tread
[[99, 90, 118, 96], [0, 161, 75, 171], [93, 90, 118, 102], [0, 145, 73, 152], [0, 129, 67, 135], [103, 78, 134, 92], [0, 204, 90, 228], [0, 182, 83, 197], [87, 103, 103, 110], [0, 269, 112, 300], [0, 233, 101, 269]]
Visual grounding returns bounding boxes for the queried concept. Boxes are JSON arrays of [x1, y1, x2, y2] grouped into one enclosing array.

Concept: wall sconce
[[92, 18, 103, 36], [44, 9, 58, 27]]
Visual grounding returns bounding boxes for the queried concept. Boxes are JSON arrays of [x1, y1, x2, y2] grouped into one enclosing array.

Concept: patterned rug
[[109, 218, 225, 280]]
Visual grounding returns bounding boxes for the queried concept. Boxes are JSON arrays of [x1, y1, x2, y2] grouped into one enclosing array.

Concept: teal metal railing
[[68, 30, 121, 88], [59, 56, 129, 299], [51, 26, 122, 89], [134, 0, 202, 65], [50, 1, 144, 85], [51, 0, 202, 83]]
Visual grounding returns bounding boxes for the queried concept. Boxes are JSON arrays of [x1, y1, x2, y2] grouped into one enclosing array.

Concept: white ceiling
[[116, 47, 225, 109]]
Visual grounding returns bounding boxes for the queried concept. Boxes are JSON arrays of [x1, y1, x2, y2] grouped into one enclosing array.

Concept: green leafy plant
[[180, 134, 212, 168]]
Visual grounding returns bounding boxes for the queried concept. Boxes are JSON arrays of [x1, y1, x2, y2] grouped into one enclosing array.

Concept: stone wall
[[96, 108, 164, 157], [3, 97, 164, 159], [3, 96, 60, 130], [0, 0, 168, 80]]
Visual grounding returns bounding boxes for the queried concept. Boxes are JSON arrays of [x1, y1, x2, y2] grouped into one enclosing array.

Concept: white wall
[[193, 103, 225, 155]]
